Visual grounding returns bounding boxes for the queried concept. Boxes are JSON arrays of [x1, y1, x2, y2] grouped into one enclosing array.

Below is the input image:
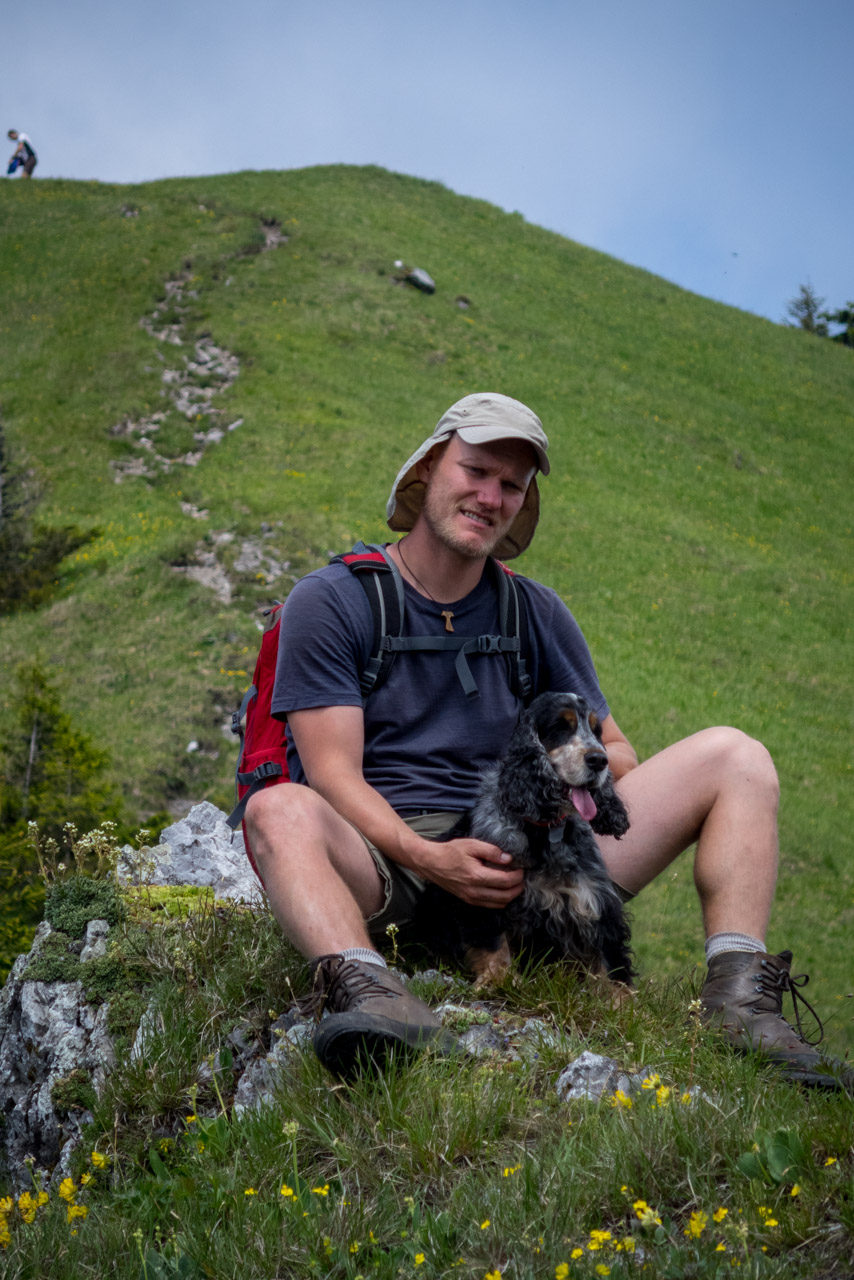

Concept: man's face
[[416, 433, 537, 559]]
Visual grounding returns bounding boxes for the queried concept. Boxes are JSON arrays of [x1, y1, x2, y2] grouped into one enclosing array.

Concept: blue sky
[[5, 0, 851, 326]]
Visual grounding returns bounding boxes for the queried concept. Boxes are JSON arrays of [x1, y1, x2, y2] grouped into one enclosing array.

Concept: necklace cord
[[396, 539, 439, 602]]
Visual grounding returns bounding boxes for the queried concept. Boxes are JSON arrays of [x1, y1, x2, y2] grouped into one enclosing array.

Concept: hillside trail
[[109, 215, 291, 604]]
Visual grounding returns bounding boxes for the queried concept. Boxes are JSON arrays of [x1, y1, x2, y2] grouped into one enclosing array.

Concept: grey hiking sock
[[705, 932, 765, 963], [339, 947, 388, 969]]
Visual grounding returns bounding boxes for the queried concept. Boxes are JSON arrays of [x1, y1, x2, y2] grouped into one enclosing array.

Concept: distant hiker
[[7, 130, 37, 177], [245, 391, 852, 1092]]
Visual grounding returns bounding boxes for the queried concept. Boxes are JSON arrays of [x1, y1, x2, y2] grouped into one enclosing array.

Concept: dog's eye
[[559, 709, 578, 733], [589, 712, 602, 739]]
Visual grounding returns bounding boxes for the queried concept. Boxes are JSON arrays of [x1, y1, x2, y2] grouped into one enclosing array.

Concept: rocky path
[[110, 216, 288, 486]]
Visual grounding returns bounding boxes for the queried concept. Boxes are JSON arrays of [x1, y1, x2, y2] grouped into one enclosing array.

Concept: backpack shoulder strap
[[490, 559, 535, 704], [330, 542, 405, 697], [330, 544, 537, 703]]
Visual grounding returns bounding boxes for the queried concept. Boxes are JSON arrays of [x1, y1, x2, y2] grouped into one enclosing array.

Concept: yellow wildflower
[[716, 1243, 727, 1252], [571, 1247, 584, 1259], [244, 1187, 257, 1196], [484, 1270, 502, 1280], [0, 1197, 13, 1213], [790, 1184, 800, 1197], [595, 1267, 611, 1277], [414, 1253, 425, 1265], [555, 1265, 569, 1280], [67, 1203, 88, 1223], [655, 1085, 672, 1107], [633, 1199, 662, 1228], [641, 1073, 661, 1090], [502, 1165, 521, 1177], [680, 1091, 693, 1105], [280, 1184, 295, 1198], [350, 1242, 361, 1254], [480, 1218, 491, 1230], [713, 1207, 728, 1223], [620, 1237, 636, 1253], [610, 1089, 632, 1109], [311, 1184, 330, 1196], [80, 1173, 92, 1186], [684, 1210, 707, 1239], [91, 1151, 108, 1168], [17, 1192, 38, 1224], [58, 1178, 77, 1203], [824, 1156, 837, 1166]]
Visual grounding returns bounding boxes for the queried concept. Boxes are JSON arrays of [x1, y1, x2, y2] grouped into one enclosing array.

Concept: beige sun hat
[[386, 392, 549, 559]]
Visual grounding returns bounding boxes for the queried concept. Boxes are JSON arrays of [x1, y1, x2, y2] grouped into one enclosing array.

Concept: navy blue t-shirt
[[271, 556, 609, 813]]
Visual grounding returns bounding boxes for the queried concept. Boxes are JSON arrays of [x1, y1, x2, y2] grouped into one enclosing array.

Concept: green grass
[[1, 164, 852, 1052], [0, 164, 852, 1273], [0, 889, 851, 1278]]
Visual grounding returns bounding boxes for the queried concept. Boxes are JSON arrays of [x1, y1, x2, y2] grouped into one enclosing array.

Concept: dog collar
[[524, 814, 571, 829]]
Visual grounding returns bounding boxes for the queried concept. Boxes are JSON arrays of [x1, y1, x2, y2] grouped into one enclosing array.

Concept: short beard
[[421, 493, 505, 559]]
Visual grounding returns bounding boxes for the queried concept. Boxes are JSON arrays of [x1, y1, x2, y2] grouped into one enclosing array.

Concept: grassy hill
[[0, 164, 852, 1277], [1, 165, 853, 1029]]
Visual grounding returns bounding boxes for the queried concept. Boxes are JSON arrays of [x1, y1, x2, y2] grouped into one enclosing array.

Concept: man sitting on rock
[[245, 391, 850, 1089]]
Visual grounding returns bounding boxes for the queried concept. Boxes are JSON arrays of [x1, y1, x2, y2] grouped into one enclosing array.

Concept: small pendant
[[441, 610, 455, 633]]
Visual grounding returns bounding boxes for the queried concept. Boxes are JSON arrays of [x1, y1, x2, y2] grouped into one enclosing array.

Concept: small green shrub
[[45, 873, 124, 938], [51, 1068, 97, 1117], [105, 987, 149, 1043]]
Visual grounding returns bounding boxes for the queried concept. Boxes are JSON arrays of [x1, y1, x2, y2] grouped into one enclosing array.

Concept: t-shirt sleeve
[[270, 569, 371, 718], [527, 583, 610, 721]]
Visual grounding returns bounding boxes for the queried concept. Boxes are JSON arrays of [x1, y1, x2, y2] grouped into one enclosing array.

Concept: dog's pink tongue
[[571, 787, 598, 822]]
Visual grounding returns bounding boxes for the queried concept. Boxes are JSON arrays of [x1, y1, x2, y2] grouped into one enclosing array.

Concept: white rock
[[119, 802, 263, 904], [80, 920, 110, 963], [556, 1050, 622, 1102]]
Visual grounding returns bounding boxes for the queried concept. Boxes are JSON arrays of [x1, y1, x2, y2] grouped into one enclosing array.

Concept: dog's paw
[[589, 966, 636, 1009], [466, 936, 512, 988]]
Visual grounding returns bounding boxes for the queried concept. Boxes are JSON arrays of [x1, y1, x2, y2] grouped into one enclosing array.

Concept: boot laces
[[318, 959, 400, 1015], [756, 958, 824, 1047]]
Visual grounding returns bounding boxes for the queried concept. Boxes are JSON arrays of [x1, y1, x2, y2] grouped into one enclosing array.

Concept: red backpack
[[227, 543, 535, 880]]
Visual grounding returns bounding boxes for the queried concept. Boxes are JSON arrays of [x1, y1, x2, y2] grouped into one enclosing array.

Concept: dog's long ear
[[501, 707, 565, 817], [590, 782, 630, 839]]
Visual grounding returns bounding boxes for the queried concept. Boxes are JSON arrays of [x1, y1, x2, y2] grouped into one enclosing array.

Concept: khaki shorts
[[354, 811, 636, 942], [360, 812, 460, 939]]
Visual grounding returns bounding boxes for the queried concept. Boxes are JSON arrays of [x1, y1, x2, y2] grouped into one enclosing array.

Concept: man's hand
[[413, 837, 524, 908]]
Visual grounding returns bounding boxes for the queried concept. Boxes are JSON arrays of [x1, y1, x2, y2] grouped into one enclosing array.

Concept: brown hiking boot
[[311, 955, 457, 1078], [700, 949, 853, 1092]]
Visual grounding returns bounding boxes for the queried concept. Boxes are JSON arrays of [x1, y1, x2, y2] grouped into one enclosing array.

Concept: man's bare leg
[[245, 782, 385, 957], [596, 725, 779, 939], [244, 783, 455, 1077], [598, 727, 851, 1091]]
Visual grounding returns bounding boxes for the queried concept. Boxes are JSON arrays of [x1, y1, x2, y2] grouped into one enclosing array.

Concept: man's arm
[[289, 705, 524, 908], [600, 713, 639, 780]]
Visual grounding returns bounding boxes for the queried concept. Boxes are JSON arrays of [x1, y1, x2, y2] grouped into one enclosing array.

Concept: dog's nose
[[585, 750, 608, 773]]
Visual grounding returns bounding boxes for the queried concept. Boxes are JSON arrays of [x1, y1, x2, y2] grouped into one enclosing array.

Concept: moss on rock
[[123, 884, 215, 922], [21, 930, 82, 983]]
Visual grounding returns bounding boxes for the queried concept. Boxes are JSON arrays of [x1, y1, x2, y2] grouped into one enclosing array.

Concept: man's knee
[[700, 726, 779, 805], [244, 780, 329, 841]]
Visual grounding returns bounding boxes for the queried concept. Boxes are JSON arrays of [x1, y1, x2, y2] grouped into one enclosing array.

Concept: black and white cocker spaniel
[[417, 691, 634, 995]]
